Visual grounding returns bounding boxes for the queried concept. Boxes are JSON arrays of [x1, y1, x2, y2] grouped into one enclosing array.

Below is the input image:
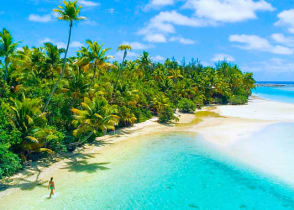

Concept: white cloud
[[243, 58, 294, 73], [212, 53, 235, 62], [79, 0, 100, 7], [229, 34, 293, 55], [71, 41, 84, 48], [114, 51, 139, 60], [275, 9, 294, 33], [271, 33, 294, 47], [40, 38, 66, 48], [183, 0, 274, 23], [40, 38, 83, 49], [28, 14, 53, 22], [139, 0, 274, 46], [122, 41, 152, 50], [82, 19, 97, 25], [152, 55, 165, 62], [139, 10, 208, 35], [138, 10, 207, 43], [169, 36, 195, 44], [145, 0, 175, 10], [144, 33, 167, 43]]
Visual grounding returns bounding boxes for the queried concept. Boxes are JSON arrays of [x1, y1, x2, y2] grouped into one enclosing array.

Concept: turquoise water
[[253, 82, 294, 104], [2, 133, 294, 209]]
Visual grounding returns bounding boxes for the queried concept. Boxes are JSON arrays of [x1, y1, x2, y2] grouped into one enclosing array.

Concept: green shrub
[[133, 108, 152, 123], [158, 106, 178, 123], [0, 144, 22, 178], [229, 95, 248, 105], [178, 98, 196, 113], [46, 127, 66, 153], [194, 95, 205, 108]]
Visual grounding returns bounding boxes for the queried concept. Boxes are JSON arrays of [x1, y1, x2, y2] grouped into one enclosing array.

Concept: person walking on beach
[[48, 177, 55, 198]]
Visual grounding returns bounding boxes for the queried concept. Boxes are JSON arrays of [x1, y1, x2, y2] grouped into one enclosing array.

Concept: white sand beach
[[191, 96, 294, 146]]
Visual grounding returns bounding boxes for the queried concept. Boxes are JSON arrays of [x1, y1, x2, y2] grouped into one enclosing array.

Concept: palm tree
[[7, 95, 62, 158], [137, 51, 152, 79], [8, 94, 46, 136], [114, 44, 132, 90], [152, 93, 170, 114], [44, 42, 64, 80], [118, 44, 132, 64], [118, 106, 137, 126], [72, 96, 119, 145], [77, 40, 110, 81], [43, 0, 86, 112], [0, 28, 18, 82]]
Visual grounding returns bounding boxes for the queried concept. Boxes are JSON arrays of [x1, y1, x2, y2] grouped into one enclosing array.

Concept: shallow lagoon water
[[253, 85, 294, 104], [1, 133, 294, 210]]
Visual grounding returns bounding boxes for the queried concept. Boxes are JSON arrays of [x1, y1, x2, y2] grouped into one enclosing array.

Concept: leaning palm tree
[[0, 28, 18, 82], [43, 0, 86, 112]]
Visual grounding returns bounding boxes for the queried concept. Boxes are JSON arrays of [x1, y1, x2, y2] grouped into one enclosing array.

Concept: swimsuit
[[50, 183, 54, 190]]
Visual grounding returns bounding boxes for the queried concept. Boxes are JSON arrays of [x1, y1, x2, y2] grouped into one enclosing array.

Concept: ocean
[[254, 81, 294, 104]]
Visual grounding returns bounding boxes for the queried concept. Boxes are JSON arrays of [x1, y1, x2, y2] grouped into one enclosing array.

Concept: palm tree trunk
[[92, 68, 96, 80], [70, 131, 94, 147], [113, 50, 127, 91], [4, 56, 8, 82], [4, 64, 8, 82], [43, 21, 73, 112]]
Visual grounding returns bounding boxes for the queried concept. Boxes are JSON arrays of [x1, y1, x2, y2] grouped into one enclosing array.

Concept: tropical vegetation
[[0, 0, 255, 178]]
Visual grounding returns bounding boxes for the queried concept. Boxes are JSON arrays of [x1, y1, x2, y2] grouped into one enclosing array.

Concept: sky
[[1, 0, 294, 81]]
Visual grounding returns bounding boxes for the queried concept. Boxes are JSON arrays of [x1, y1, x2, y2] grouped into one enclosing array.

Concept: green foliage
[[0, 101, 23, 178], [158, 106, 179, 123], [0, 144, 22, 178], [178, 98, 196, 113], [0, 102, 22, 146], [229, 95, 248, 105], [72, 96, 119, 143]]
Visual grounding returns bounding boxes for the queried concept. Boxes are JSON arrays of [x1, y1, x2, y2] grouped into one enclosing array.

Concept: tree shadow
[[10, 178, 48, 191], [61, 152, 110, 173], [0, 165, 48, 192], [62, 160, 110, 173], [0, 140, 111, 192], [88, 139, 112, 147]]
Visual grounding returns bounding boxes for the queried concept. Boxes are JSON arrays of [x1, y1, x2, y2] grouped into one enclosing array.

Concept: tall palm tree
[[43, 0, 86, 112], [114, 44, 131, 90], [0, 28, 18, 82], [117, 44, 132, 64]]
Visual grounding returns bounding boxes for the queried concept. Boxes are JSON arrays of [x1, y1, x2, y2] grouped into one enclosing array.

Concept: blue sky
[[1, 0, 294, 81]]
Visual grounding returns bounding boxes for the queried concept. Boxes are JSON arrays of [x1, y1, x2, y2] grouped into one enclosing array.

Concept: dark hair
[[50, 177, 53, 181]]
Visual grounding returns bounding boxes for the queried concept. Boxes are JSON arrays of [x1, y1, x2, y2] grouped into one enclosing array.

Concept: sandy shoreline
[[1, 96, 294, 199]]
